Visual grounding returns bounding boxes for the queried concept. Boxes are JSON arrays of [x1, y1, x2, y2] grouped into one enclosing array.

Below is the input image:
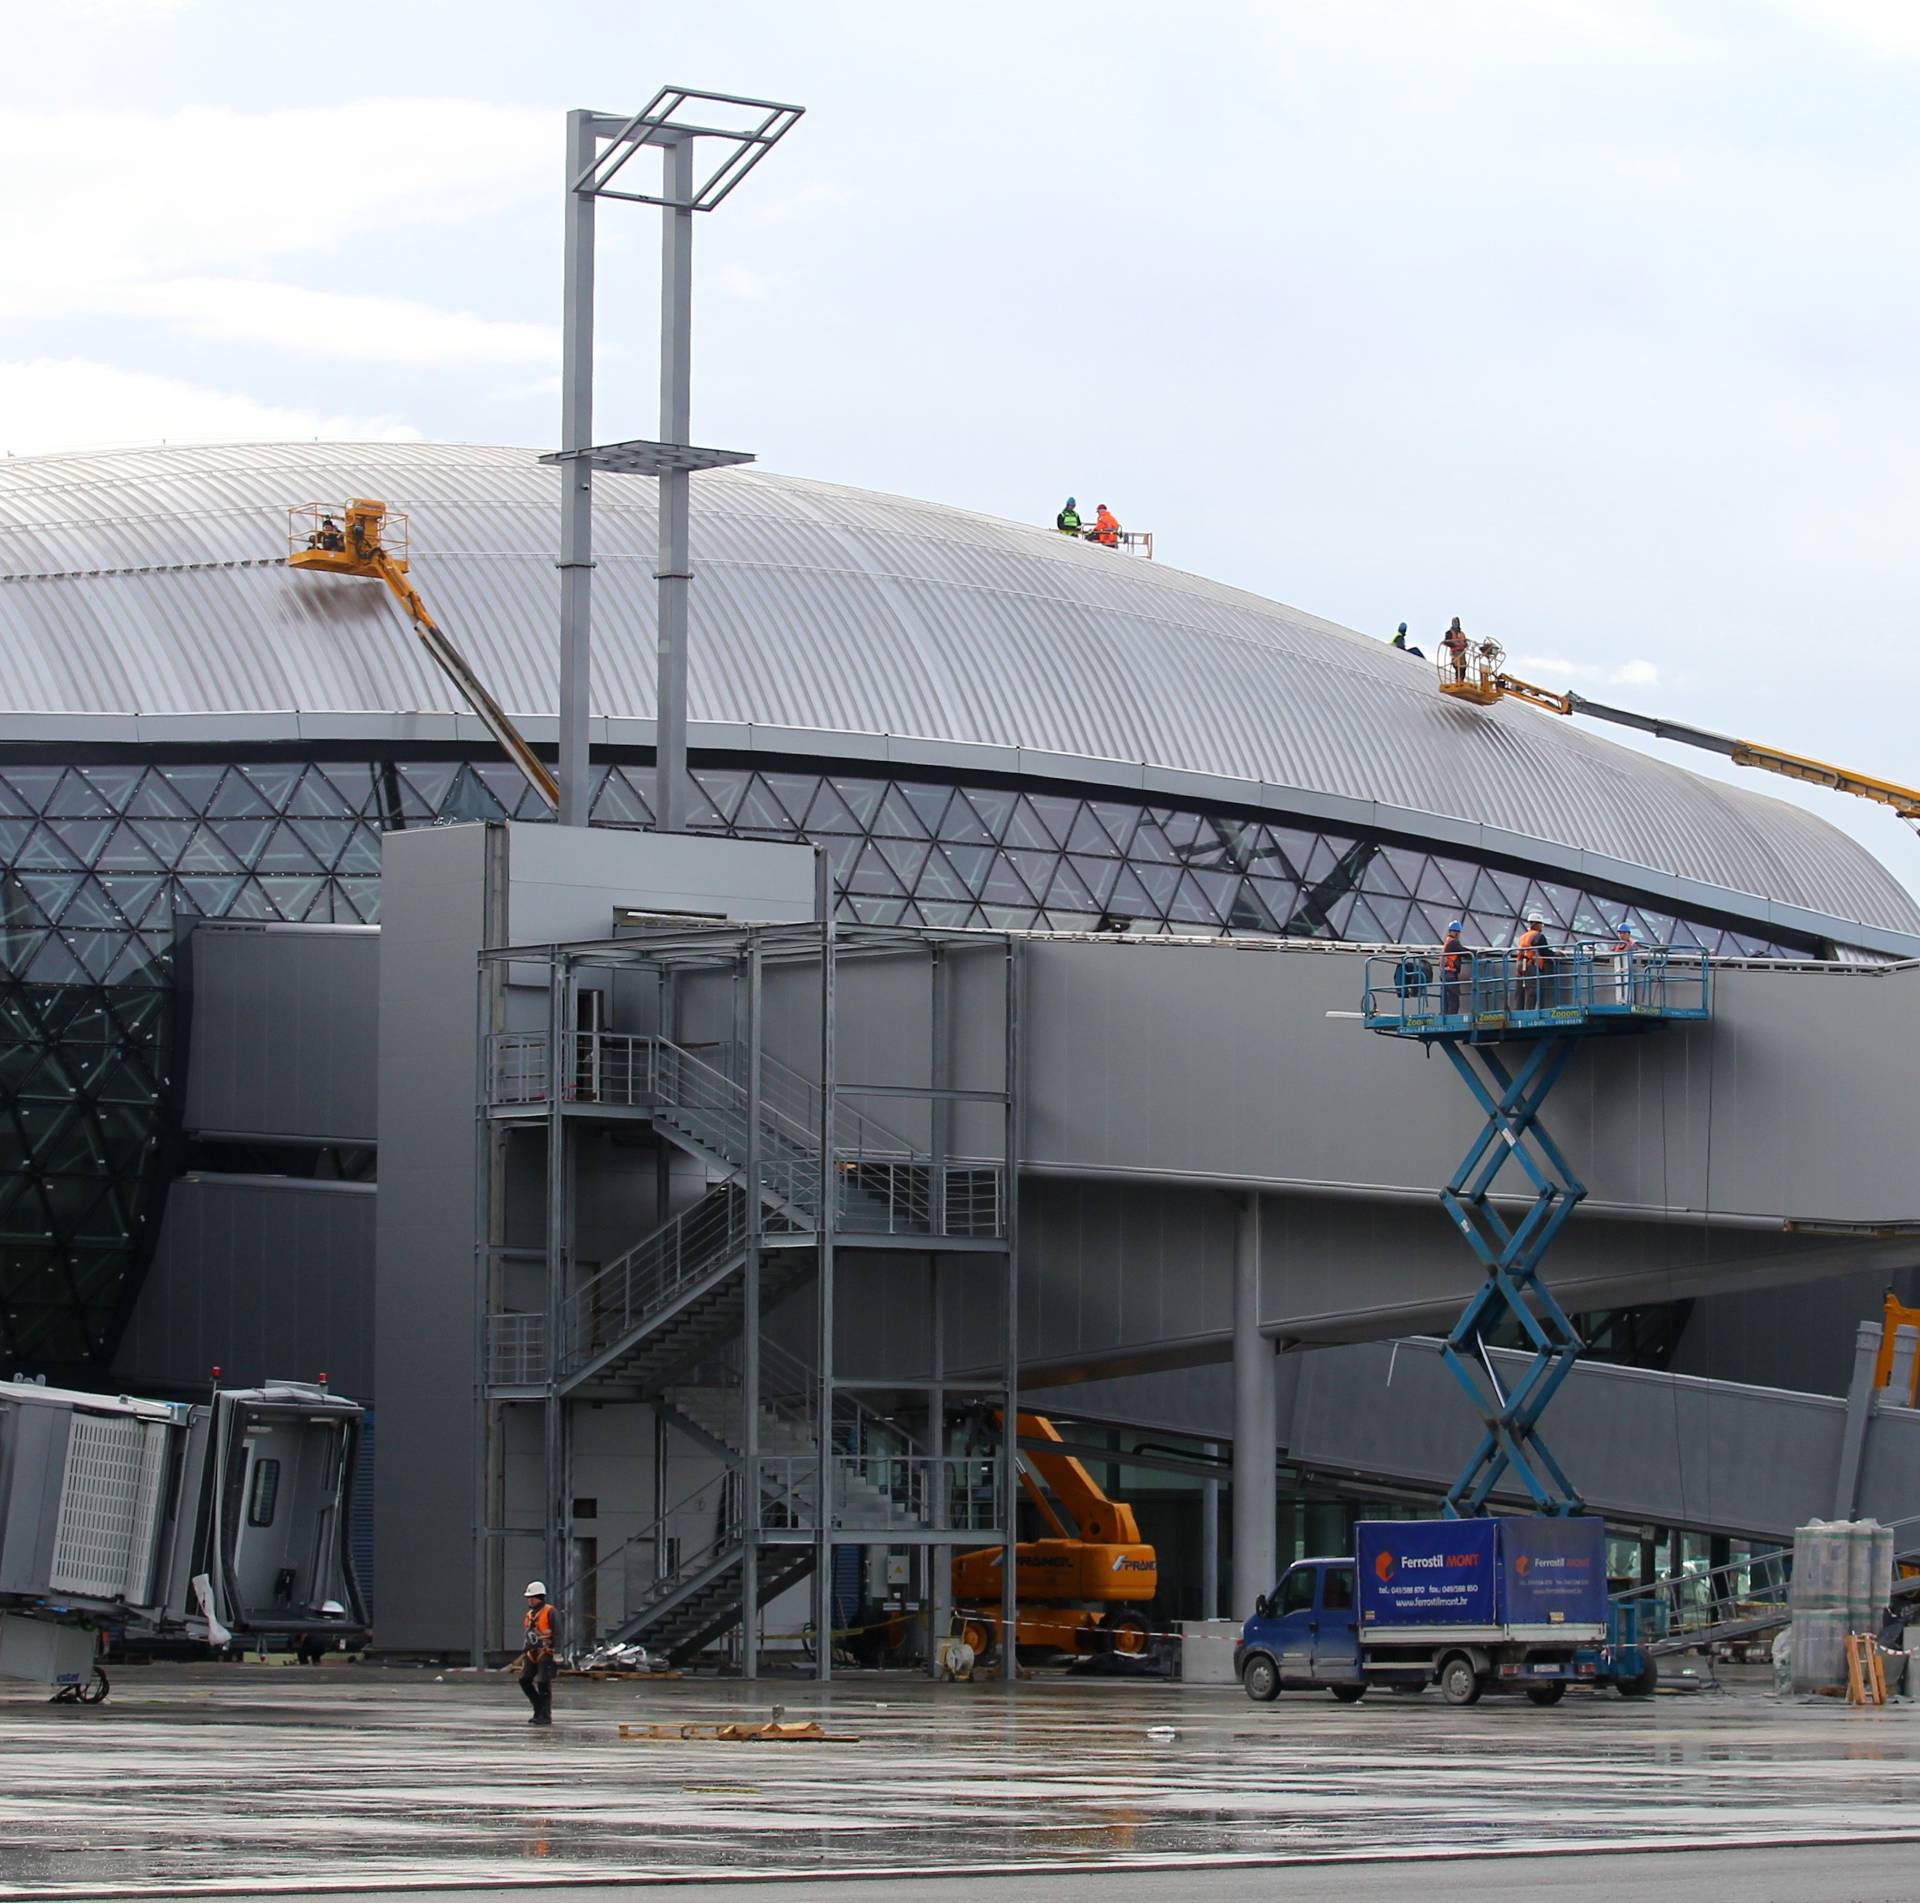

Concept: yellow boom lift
[[288, 501, 558, 812], [950, 1412, 1158, 1659], [1436, 639, 1920, 824]]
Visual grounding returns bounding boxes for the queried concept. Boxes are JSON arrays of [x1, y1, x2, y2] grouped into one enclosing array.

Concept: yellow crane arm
[[363, 550, 560, 813], [1007, 1412, 1144, 1545], [1453, 660, 1920, 825]]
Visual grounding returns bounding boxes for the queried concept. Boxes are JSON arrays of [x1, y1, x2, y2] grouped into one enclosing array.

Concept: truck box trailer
[[1237, 1515, 1643, 1707]]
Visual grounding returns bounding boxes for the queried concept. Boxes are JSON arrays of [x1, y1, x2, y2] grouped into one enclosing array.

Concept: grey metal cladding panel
[[111, 1178, 375, 1399], [0, 441, 1913, 935], [1021, 940, 1920, 1227], [186, 928, 379, 1143]]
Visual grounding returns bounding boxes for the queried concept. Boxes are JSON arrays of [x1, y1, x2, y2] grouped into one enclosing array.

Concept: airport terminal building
[[4, 440, 1918, 1659]]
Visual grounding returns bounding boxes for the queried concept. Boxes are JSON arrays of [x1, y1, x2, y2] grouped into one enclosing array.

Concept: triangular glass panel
[[592, 768, 654, 828], [935, 844, 994, 894], [127, 820, 194, 866], [150, 766, 225, 816], [0, 929, 46, 976], [25, 935, 89, 983], [752, 773, 815, 828], [1363, 853, 1412, 901], [397, 764, 457, 816], [1002, 797, 1061, 850], [1090, 802, 1142, 856], [61, 881, 124, 929], [1104, 865, 1156, 922], [1128, 817, 1178, 864], [1169, 871, 1225, 927], [1131, 862, 1181, 916], [0, 819, 34, 861], [818, 833, 862, 881], [846, 843, 901, 896], [239, 764, 303, 809], [77, 767, 143, 813], [1247, 876, 1301, 930], [916, 900, 978, 929], [978, 903, 1040, 931], [206, 769, 278, 819], [101, 876, 167, 929], [960, 787, 1015, 841], [335, 825, 382, 875], [174, 876, 246, 919], [15, 873, 79, 924], [440, 766, 508, 824], [43, 821, 111, 866], [223, 879, 283, 921], [289, 819, 355, 870], [686, 769, 746, 829], [928, 789, 990, 844], [825, 776, 883, 829], [980, 855, 1040, 907], [1027, 795, 1080, 848], [910, 847, 970, 903], [1225, 879, 1280, 933], [254, 823, 324, 873], [877, 839, 932, 887], [1045, 858, 1100, 913], [258, 875, 328, 921], [0, 769, 58, 815], [1065, 854, 1122, 907], [848, 894, 911, 926], [93, 825, 163, 872], [47, 770, 116, 818], [1007, 848, 1061, 898], [282, 766, 352, 818], [736, 776, 798, 834], [474, 762, 547, 821], [1065, 805, 1120, 855], [870, 785, 930, 839], [122, 771, 195, 819], [336, 877, 382, 923], [899, 782, 955, 835], [1158, 811, 1208, 858], [797, 779, 863, 838], [183, 822, 257, 872]]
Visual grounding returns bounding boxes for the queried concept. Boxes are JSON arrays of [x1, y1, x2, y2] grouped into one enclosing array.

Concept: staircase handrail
[[683, 1039, 917, 1162], [562, 1466, 744, 1650], [562, 1185, 747, 1372]]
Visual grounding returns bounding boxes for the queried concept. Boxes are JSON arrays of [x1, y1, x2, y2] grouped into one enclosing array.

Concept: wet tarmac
[[4, 1663, 1920, 1898]]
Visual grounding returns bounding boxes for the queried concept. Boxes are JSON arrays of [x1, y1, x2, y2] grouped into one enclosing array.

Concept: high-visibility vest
[[1095, 510, 1120, 546], [1058, 509, 1081, 535], [524, 1603, 556, 1654], [1442, 934, 1466, 976], [1516, 927, 1546, 971]]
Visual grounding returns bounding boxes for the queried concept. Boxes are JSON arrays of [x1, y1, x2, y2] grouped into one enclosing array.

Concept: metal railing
[[757, 1454, 1001, 1534], [485, 1311, 548, 1386], [488, 1033, 552, 1105], [1363, 946, 1711, 1030], [564, 1030, 661, 1108], [562, 1467, 743, 1651], [562, 1187, 748, 1375]]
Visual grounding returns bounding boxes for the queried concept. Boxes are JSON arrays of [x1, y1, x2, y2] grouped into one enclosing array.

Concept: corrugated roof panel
[[0, 439, 1911, 937]]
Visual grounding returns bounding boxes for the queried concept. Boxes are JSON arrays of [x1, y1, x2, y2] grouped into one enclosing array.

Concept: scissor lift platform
[[1359, 945, 1712, 1517]]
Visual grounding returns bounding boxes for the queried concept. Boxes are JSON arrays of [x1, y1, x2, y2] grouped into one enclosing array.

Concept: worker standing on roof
[[516, 1581, 558, 1727], [1514, 910, 1550, 1010], [1056, 497, 1082, 538], [1441, 617, 1469, 683], [1440, 920, 1470, 1016], [1092, 503, 1121, 548]]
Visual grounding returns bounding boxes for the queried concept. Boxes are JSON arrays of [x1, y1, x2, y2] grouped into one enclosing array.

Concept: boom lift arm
[[1438, 642, 1920, 824], [289, 500, 559, 813]]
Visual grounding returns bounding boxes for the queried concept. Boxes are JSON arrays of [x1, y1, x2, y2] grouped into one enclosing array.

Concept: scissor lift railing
[[1363, 946, 1712, 1518]]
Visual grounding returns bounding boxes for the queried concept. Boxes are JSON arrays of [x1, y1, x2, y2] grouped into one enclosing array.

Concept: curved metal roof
[[0, 439, 1913, 949]]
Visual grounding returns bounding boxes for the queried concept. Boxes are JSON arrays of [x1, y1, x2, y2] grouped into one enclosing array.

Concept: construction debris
[[618, 1719, 861, 1743]]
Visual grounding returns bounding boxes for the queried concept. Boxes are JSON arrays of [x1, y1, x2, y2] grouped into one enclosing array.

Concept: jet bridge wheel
[[1524, 1681, 1567, 1707], [1614, 1658, 1659, 1699], [48, 1668, 109, 1707]]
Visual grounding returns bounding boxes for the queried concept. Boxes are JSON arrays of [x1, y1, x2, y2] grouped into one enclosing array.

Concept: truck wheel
[[1614, 1658, 1659, 1700], [1439, 1654, 1483, 1707], [1100, 1610, 1152, 1657], [1242, 1653, 1281, 1703], [1524, 1681, 1566, 1707], [1329, 1684, 1366, 1704]]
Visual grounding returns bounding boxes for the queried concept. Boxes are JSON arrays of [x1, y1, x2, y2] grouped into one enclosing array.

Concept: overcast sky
[[7, 0, 1920, 896]]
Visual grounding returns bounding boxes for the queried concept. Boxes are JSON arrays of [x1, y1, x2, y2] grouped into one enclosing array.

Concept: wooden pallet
[[1847, 1632, 1888, 1706]]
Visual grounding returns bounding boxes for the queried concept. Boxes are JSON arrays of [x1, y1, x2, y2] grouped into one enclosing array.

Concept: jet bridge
[[0, 1377, 367, 1699]]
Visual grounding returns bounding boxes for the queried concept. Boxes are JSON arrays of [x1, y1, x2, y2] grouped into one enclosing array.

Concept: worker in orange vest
[[517, 1581, 558, 1726], [1092, 504, 1121, 548], [1441, 617, 1469, 683], [1441, 920, 1470, 1016], [1514, 910, 1550, 1009]]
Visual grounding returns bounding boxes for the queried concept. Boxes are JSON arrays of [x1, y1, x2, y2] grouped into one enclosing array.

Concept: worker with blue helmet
[[1056, 496, 1081, 537], [1441, 918, 1469, 1015]]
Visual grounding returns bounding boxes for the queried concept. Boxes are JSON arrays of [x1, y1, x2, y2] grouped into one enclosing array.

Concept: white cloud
[[0, 360, 419, 456], [133, 279, 555, 367], [1511, 654, 1662, 692]]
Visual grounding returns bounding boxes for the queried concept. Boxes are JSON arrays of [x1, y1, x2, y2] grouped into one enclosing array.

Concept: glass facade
[[0, 754, 1822, 1369]]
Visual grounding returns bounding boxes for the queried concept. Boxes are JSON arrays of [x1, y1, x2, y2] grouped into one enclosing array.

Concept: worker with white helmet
[[1515, 909, 1550, 1010], [517, 1581, 559, 1726]]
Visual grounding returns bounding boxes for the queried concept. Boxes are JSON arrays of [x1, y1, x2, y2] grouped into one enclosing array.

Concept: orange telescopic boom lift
[[288, 500, 558, 813]]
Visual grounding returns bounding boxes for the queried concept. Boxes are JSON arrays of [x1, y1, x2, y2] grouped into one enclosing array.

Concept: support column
[[1833, 1319, 1884, 1519], [1000, 940, 1022, 1682], [653, 130, 695, 835], [542, 959, 574, 1604], [813, 917, 837, 1682], [1231, 1192, 1275, 1620], [740, 945, 763, 1679], [557, 110, 597, 827], [1202, 1442, 1221, 1621]]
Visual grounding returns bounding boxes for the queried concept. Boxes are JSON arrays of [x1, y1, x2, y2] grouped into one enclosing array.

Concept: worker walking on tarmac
[[1514, 910, 1550, 1010], [1092, 503, 1121, 548], [1056, 497, 1082, 537], [1440, 919, 1470, 1016], [1441, 617, 1469, 683], [517, 1581, 558, 1726]]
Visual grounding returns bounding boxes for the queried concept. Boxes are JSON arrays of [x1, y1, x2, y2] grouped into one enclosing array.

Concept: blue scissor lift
[[1362, 944, 1711, 1518]]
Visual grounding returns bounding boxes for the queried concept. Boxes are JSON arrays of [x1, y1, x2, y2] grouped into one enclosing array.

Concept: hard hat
[[1065, 496, 1076, 506], [1398, 622, 1408, 634], [1447, 920, 1464, 933], [1527, 911, 1545, 924], [524, 1581, 547, 1598], [318, 1600, 346, 1617], [1097, 503, 1108, 510]]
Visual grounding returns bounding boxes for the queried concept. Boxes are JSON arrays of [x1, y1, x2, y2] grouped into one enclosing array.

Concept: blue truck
[[1237, 1516, 1654, 1707]]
